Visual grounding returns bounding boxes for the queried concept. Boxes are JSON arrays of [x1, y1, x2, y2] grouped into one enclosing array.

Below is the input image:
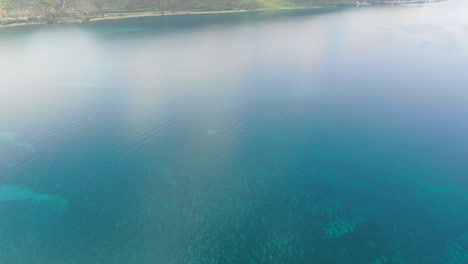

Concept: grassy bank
[[0, 5, 344, 28], [0, 0, 442, 28]]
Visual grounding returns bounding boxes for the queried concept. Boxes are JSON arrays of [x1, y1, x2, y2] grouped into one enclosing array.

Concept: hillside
[[0, 0, 354, 16], [0, 0, 443, 27]]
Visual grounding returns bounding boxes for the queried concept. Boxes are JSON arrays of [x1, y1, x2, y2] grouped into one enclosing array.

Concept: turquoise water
[[1, 2, 467, 263]]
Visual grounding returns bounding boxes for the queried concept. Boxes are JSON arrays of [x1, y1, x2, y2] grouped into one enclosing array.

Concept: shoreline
[[0, 21, 45, 28], [88, 7, 314, 22], [0, 0, 441, 29], [89, 9, 261, 22], [0, 6, 336, 29]]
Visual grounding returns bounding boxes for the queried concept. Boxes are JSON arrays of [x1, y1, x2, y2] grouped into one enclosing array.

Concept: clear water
[[0, 2, 467, 263]]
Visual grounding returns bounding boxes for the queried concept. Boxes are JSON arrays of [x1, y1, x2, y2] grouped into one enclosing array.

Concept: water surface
[[0, 2, 467, 263]]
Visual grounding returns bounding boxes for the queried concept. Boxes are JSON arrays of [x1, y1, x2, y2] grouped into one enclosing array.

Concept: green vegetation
[[0, 0, 9, 9], [1, 0, 355, 15], [40, 0, 59, 9], [0, 0, 359, 26], [8, 0, 421, 27]]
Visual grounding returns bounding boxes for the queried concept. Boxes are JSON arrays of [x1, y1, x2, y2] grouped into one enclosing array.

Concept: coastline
[[89, 9, 260, 22], [87, 7, 321, 22], [0, 6, 331, 29], [0, 21, 46, 28], [0, 0, 442, 29]]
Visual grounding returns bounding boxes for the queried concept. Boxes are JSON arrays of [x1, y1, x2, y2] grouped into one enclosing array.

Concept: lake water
[[0, 1, 467, 263]]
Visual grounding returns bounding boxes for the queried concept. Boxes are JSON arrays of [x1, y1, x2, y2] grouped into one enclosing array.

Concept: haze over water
[[0, 1, 467, 263]]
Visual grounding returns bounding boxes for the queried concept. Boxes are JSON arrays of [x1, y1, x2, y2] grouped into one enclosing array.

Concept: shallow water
[[0, 2, 467, 263]]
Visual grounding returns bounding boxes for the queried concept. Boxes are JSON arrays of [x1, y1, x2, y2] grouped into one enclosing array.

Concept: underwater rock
[[205, 128, 221, 136], [0, 132, 18, 143], [0, 185, 69, 212], [0, 132, 35, 168]]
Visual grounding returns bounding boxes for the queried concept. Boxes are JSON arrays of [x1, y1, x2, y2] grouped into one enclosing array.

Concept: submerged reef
[[0, 132, 35, 169], [0, 185, 69, 211]]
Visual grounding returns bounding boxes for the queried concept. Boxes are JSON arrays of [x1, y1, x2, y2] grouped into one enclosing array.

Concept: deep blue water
[[0, 1, 467, 263]]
